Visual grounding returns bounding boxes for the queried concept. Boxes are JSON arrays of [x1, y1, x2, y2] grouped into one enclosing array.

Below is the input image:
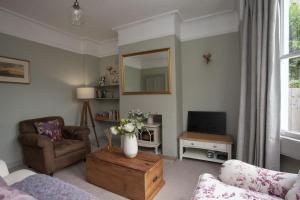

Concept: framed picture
[[0, 56, 30, 84]]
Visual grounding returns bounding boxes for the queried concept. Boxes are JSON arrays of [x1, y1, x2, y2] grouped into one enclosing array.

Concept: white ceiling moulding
[[0, 7, 117, 58], [113, 10, 182, 46], [114, 9, 239, 46], [180, 10, 239, 42]]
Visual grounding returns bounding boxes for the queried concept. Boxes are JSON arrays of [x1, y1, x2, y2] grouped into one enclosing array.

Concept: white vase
[[123, 134, 138, 158]]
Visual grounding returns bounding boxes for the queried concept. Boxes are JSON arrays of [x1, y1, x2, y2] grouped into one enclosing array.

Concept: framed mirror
[[121, 48, 171, 95]]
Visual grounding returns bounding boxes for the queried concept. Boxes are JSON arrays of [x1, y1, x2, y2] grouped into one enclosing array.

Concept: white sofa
[[192, 160, 300, 200], [0, 160, 36, 185]]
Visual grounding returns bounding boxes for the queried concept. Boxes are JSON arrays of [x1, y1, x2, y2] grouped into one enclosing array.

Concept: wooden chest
[[86, 148, 165, 200]]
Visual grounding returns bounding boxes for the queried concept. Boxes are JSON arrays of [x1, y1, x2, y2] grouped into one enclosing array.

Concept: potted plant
[[110, 110, 149, 158]]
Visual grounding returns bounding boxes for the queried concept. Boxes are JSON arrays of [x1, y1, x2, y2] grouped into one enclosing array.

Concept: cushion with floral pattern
[[34, 119, 62, 142], [192, 173, 282, 200], [219, 160, 297, 198], [285, 170, 300, 200]]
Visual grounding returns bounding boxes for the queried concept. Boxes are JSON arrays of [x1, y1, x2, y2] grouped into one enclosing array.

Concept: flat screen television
[[187, 111, 226, 135]]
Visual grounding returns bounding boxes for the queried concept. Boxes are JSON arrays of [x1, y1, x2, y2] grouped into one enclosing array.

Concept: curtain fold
[[237, 0, 281, 170]]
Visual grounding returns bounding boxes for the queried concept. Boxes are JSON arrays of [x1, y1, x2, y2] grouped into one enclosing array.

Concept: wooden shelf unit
[[179, 132, 233, 163]]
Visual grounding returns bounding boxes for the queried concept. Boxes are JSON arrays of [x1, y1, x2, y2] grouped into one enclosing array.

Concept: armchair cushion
[[34, 119, 62, 142], [192, 173, 281, 200], [219, 160, 297, 198], [54, 140, 85, 158]]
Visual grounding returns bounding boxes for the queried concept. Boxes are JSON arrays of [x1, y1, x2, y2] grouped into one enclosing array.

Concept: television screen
[[187, 111, 226, 135]]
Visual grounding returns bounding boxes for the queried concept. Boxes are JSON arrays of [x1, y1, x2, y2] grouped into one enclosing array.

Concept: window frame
[[280, 0, 300, 136]]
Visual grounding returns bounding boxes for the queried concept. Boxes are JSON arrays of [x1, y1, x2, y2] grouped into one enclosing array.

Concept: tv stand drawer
[[205, 142, 226, 151], [182, 140, 205, 148]]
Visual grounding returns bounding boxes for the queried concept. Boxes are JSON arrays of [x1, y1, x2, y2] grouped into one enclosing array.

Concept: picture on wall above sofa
[[0, 56, 30, 84]]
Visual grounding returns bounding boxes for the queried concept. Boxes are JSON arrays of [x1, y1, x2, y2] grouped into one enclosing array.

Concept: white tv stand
[[179, 132, 233, 163]]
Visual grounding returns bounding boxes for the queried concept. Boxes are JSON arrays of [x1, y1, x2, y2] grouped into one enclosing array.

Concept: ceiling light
[[71, 0, 83, 25]]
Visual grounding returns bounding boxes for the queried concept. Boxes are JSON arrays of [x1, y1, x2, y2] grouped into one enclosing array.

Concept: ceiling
[[0, 0, 237, 42]]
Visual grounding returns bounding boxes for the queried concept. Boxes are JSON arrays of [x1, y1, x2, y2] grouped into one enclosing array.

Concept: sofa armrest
[[62, 126, 90, 141], [19, 134, 53, 148], [219, 160, 297, 198]]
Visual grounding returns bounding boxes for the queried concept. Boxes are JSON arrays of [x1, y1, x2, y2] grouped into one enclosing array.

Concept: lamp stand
[[80, 100, 99, 147]]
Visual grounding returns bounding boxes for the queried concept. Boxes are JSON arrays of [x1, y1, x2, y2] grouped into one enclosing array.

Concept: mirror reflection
[[122, 48, 171, 94]]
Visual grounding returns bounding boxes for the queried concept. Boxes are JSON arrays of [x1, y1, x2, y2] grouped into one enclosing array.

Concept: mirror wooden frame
[[121, 48, 172, 95]]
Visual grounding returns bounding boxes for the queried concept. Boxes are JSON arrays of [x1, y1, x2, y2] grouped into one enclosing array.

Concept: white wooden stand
[[179, 132, 233, 163]]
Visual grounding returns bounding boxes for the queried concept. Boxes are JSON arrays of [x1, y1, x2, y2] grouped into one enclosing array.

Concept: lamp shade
[[76, 87, 95, 99]]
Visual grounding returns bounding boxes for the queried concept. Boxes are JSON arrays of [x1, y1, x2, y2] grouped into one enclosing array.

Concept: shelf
[[95, 119, 120, 123], [95, 98, 119, 100], [97, 84, 119, 88], [182, 148, 226, 163]]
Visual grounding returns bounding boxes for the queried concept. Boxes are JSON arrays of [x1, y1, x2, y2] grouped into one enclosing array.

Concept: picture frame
[[0, 56, 30, 84]]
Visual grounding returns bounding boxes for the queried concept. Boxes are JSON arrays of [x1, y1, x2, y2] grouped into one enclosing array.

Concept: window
[[281, 0, 300, 135]]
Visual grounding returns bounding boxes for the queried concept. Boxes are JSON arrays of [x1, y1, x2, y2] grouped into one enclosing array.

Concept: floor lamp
[[77, 87, 100, 147]]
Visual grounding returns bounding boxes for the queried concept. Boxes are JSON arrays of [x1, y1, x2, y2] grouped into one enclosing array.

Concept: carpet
[[54, 158, 220, 200]]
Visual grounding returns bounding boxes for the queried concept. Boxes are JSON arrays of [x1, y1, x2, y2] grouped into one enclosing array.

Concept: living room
[[0, 0, 300, 199]]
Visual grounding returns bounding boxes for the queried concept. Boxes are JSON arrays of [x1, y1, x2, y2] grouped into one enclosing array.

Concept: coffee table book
[[86, 148, 165, 200]]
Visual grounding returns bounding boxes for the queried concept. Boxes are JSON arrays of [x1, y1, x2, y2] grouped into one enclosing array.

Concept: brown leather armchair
[[18, 116, 91, 175]]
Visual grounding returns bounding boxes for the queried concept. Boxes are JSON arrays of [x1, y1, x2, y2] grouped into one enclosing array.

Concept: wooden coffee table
[[86, 148, 165, 200]]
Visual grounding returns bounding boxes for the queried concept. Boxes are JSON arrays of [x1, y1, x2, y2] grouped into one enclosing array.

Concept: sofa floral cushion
[[191, 173, 282, 200], [285, 170, 300, 200], [34, 119, 62, 142], [219, 160, 297, 198]]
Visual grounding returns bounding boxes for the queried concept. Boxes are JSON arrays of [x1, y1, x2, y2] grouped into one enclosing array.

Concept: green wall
[[0, 33, 95, 167], [125, 66, 142, 91], [181, 32, 241, 143]]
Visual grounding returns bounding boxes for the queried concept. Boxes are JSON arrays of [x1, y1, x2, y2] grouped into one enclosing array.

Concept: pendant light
[[71, 0, 83, 25]]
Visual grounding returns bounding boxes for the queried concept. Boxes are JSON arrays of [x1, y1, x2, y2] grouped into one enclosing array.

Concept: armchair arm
[[219, 160, 297, 198], [19, 134, 53, 149]]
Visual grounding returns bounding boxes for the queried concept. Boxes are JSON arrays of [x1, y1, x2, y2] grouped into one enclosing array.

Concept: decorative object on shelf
[[207, 150, 215, 158], [76, 87, 100, 147], [0, 56, 30, 84], [110, 110, 149, 158], [96, 110, 119, 122], [106, 66, 119, 85], [70, 0, 83, 25], [203, 53, 212, 64], [97, 76, 106, 87], [104, 128, 113, 152]]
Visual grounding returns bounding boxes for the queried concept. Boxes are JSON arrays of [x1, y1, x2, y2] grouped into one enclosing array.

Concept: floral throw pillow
[[285, 170, 300, 200], [34, 120, 62, 142], [219, 160, 297, 198], [191, 173, 281, 200]]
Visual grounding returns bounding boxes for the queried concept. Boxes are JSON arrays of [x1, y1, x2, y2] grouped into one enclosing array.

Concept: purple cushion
[[0, 176, 7, 187], [34, 119, 62, 142]]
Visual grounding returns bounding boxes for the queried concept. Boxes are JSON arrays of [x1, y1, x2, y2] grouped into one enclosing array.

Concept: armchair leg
[[49, 173, 53, 176]]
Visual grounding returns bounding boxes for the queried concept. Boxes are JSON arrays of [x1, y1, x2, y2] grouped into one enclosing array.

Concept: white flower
[[110, 126, 119, 135], [124, 123, 135, 133]]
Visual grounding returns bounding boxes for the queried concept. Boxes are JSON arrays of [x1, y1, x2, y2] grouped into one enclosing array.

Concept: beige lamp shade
[[76, 87, 95, 99]]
